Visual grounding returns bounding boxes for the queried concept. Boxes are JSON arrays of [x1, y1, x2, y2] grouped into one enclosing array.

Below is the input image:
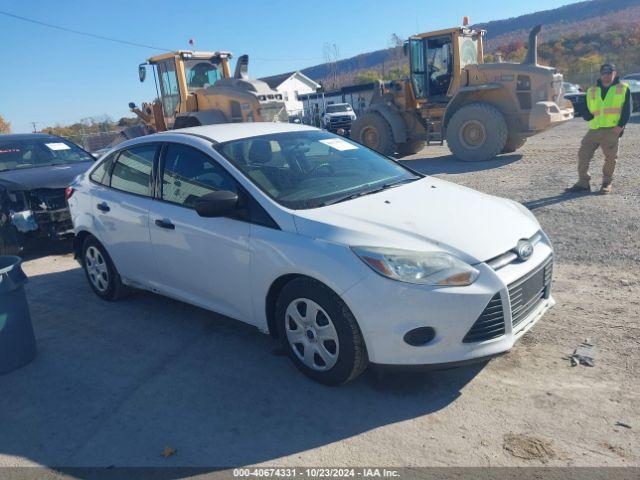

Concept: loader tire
[[446, 103, 508, 161], [502, 135, 527, 154], [351, 112, 396, 156], [396, 140, 426, 157]]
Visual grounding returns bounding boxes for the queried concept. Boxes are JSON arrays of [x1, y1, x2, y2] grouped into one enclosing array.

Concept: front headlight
[[351, 247, 479, 286]]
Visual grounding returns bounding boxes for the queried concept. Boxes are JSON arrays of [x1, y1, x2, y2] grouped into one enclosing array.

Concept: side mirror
[[138, 65, 147, 82], [403, 41, 409, 56], [195, 191, 239, 218]]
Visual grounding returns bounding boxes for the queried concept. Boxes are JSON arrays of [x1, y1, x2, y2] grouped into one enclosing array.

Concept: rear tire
[[351, 112, 396, 156], [502, 135, 527, 154], [446, 103, 508, 161], [81, 236, 129, 301], [396, 140, 426, 157], [275, 278, 368, 385]]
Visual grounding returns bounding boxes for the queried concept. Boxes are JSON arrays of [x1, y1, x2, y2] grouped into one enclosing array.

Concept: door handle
[[155, 218, 175, 230], [96, 202, 110, 212]]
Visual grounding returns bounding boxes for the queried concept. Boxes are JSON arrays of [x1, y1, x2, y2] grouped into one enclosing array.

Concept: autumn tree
[[0, 115, 11, 134], [354, 70, 381, 85]]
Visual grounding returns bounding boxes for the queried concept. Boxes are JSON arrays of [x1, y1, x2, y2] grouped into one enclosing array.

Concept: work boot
[[565, 182, 591, 193], [599, 182, 613, 195]]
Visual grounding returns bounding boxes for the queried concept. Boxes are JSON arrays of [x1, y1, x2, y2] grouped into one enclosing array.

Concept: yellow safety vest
[[586, 83, 629, 129]]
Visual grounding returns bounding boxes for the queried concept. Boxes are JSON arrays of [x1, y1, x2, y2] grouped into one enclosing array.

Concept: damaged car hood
[[0, 162, 94, 191]]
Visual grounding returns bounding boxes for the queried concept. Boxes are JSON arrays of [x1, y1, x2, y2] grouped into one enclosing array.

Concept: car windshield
[[216, 130, 420, 209], [0, 138, 94, 172], [326, 105, 352, 113], [623, 74, 640, 81], [563, 82, 579, 93]]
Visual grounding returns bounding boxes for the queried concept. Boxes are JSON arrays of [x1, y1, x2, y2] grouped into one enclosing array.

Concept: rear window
[[0, 138, 94, 172], [325, 104, 352, 113]]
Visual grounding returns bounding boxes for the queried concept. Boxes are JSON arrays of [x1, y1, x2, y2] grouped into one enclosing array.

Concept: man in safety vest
[[566, 64, 631, 195]]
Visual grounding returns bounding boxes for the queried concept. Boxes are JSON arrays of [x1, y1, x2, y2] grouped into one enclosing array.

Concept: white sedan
[[67, 123, 554, 385]]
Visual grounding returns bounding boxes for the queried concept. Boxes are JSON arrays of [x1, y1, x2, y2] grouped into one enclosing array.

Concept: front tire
[[0, 226, 20, 256], [82, 236, 129, 301], [275, 278, 367, 385], [502, 135, 527, 154], [396, 140, 426, 157], [351, 112, 396, 156], [446, 103, 508, 161]]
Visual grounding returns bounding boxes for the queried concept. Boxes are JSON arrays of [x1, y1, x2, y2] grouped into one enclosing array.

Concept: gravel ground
[[0, 117, 638, 470]]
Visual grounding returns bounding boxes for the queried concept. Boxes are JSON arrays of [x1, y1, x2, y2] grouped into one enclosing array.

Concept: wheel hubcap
[[85, 246, 109, 293], [459, 120, 486, 149], [361, 126, 379, 148], [285, 298, 339, 371]]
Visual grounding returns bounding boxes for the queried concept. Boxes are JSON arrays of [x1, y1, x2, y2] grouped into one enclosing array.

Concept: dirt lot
[[0, 117, 638, 469]]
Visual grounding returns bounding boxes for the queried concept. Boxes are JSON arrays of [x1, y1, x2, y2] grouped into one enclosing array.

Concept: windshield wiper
[[320, 177, 418, 207]]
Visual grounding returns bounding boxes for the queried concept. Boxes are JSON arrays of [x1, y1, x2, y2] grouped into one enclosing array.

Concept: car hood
[[0, 162, 94, 191], [292, 177, 540, 264], [325, 112, 355, 117]]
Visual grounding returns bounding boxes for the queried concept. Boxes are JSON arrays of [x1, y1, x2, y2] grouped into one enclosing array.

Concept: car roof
[[0, 133, 61, 142], [174, 122, 318, 143]]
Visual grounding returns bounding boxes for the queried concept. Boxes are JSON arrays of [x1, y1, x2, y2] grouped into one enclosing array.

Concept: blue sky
[[0, 0, 578, 133]]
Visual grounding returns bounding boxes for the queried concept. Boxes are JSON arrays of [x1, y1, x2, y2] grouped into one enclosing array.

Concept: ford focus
[[68, 123, 554, 385]]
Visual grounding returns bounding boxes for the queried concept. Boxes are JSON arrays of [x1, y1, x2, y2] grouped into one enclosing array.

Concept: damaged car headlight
[[10, 210, 38, 232], [351, 247, 479, 286]]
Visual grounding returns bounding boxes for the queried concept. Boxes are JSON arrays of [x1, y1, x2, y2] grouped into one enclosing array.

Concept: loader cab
[[141, 51, 233, 127], [407, 28, 483, 101]]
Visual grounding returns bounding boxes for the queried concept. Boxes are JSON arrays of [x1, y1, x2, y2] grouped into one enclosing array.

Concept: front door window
[[410, 39, 427, 99], [157, 59, 180, 118]]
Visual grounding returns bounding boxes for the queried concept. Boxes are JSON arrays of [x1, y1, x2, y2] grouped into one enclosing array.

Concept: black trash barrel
[[0, 256, 36, 374]]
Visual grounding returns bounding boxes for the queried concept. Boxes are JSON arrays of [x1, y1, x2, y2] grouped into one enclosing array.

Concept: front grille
[[509, 256, 553, 329], [487, 232, 543, 271], [462, 293, 505, 343]]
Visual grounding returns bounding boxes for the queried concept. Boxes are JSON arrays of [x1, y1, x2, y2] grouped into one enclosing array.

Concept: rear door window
[[110, 145, 158, 196], [89, 154, 116, 185]]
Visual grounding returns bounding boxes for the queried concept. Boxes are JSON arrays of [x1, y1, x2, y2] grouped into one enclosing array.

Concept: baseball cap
[[600, 64, 616, 74]]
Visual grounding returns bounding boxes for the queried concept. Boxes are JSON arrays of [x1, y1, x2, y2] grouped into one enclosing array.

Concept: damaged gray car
[[0, 133, 95, 255]]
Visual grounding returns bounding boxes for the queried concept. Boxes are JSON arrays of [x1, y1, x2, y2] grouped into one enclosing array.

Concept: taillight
[[64, 186, 75, 201]]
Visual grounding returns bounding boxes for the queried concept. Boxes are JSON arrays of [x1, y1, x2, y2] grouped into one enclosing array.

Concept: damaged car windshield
[[0, 139, 94, 172]]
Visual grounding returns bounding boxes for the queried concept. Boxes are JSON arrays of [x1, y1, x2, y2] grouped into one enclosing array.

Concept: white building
[[260, 71, 321, 118]]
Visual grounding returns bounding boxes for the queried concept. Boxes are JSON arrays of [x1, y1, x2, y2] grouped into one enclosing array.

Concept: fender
[[368, 103, 408, 144], [443, 83, 509, 128]]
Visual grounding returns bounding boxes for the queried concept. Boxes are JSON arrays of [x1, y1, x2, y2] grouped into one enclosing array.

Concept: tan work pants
[[577, 127, 620, 186]]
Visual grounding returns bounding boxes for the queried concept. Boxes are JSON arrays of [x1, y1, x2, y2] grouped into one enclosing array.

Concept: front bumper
[[341, 239, 555, 366], [10, 207, 73, 240], [527, 101, 574, 134], [325, 117, 354, 131]]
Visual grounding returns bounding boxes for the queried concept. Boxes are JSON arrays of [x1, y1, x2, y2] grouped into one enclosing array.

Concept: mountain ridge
[[295, 0, 640, 87]]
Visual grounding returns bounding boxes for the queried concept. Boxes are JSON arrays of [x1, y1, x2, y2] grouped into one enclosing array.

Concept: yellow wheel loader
[[351, 24, 574, 161], [128, 50, 286, 136]]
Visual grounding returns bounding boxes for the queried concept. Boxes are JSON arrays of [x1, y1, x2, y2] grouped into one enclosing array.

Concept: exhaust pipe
[[234, 54, 249, 79], [522, 25, 542, 66]]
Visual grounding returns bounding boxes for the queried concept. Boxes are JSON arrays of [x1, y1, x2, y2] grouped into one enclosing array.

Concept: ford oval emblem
[[516, 239, 534, 261]]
